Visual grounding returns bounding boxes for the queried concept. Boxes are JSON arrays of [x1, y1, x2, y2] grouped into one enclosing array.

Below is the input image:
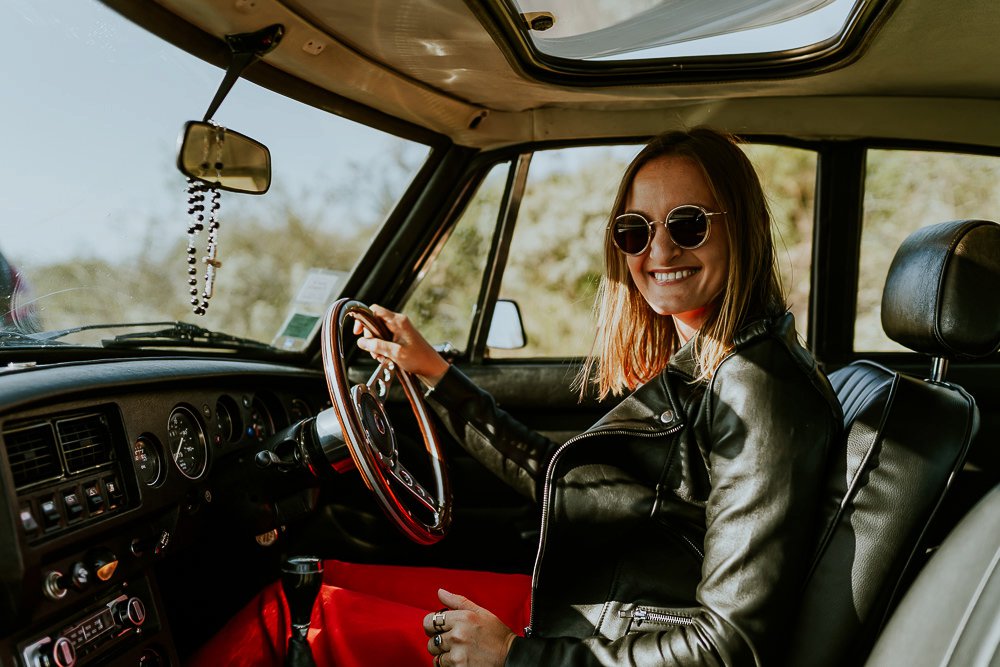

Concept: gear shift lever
[[280, 556, 323, 667]]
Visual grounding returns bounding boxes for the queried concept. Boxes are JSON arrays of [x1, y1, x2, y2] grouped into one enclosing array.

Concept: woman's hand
[[423, 589, 516, 667], [354, 304, 450, 385]]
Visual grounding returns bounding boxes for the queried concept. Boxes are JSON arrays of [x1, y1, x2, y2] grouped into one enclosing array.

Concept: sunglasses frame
[[609, 205, 726, 255]]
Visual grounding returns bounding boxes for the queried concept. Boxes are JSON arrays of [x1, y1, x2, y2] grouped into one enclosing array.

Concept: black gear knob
[[280, 556, 324, 633]]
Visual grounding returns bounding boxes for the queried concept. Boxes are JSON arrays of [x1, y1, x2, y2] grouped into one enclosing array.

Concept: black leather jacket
[[427, 313, 842, 666]]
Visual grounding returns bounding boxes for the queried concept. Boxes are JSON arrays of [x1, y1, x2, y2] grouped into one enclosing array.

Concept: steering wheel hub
[[351, 385, 396, 462]]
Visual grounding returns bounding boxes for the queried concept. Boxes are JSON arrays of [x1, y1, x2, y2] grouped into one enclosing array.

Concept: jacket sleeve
[[425, 366, 558, 502], [506, 339, 838, 666]]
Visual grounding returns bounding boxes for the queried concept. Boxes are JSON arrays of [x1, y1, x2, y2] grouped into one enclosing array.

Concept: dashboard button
[[104, 477, 124, 508], [83, 486, 105, 514], [20, 506, 39, 535], [40, 499, 62, 530], [63, 492, 83, 521]]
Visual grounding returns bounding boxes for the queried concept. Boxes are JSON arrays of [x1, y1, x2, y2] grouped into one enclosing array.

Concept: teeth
[[652, 269, 697, 282]]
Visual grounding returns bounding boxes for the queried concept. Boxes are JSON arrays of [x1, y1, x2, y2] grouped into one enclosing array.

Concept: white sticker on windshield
[[272, 268, 346, 351]]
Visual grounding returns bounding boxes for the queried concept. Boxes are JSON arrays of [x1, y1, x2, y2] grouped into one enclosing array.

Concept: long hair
[[578, 127, 785, 399]]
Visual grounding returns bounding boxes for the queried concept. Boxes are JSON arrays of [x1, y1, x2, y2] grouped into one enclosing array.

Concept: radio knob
[[112, 596, 146, 628], [38, 637, 76, 667]]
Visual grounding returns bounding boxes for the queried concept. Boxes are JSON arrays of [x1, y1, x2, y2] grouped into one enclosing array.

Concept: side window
[[403, 162, 509, 351], [494, 145, 637, 358], [743, 144, 817, 337], [857, 149, 1000, 351], [493, 143, 816, 359]]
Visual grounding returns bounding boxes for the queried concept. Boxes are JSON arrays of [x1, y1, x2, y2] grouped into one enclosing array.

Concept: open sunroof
[[487, 0, 890, 84]]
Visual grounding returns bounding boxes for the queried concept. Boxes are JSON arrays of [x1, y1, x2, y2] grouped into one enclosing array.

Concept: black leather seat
[[864, 481, 1000, 666], [785, 219, 1000, 666]]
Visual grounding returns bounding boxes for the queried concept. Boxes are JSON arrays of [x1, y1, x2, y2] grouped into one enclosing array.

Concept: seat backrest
[[864, 482, 1000, 667], [785, 219, 1000, 666]]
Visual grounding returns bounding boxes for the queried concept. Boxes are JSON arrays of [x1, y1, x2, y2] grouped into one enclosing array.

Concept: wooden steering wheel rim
[[320, 298, 451, 544]]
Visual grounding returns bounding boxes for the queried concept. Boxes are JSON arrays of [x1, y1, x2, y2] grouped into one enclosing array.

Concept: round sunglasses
[[609, 205, 726, 255]]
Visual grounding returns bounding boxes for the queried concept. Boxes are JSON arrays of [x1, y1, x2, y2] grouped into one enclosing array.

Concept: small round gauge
[[215, 396, 242, 444], [167, 406, 209, 480], [289, 398, 313, 422], [247, 397, 275, 443], [132, 435, 164, 487]]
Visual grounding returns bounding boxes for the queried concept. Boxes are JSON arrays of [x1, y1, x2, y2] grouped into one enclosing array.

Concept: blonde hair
[[578, 127, 784, 400]]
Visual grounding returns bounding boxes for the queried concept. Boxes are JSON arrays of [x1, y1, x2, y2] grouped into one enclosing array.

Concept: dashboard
[[0, 357, 331, 666]]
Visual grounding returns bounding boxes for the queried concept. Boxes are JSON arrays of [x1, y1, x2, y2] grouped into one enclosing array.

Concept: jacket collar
[[667, 311, 795, 380]]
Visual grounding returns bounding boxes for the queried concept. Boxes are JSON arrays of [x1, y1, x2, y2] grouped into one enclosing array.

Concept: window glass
[[504, 0, 859, 61], [493, 145, 637, 358], [743, 144, 817, 337], [404, 163, 510, 352], [856, 149, 1000, 351], [493, 143, 816, 359], [2, 0, 428, 351]]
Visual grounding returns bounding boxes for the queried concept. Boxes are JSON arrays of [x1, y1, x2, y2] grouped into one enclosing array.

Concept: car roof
[[106, 0, 1000, 150]]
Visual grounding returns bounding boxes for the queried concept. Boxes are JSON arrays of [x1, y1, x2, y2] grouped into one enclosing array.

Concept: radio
[[20, 592, 147, 667]]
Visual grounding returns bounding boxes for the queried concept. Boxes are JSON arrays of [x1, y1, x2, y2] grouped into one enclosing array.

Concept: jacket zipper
[[525, 423, 684, 636], [618, 606, 696, 628]]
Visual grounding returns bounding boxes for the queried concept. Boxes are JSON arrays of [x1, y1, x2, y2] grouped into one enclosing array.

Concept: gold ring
[[432, 610, 446, 631], [433, 633, 442, 648]]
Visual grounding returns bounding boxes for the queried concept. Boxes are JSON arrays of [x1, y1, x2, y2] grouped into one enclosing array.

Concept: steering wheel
[[320, 298, 451, 545]]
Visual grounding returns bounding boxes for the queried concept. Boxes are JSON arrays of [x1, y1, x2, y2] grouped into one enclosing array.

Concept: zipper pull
[[618, 607, 648, 627]]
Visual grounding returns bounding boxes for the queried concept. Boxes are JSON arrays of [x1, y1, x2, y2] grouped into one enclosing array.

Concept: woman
[[193, 127, 841, 666]]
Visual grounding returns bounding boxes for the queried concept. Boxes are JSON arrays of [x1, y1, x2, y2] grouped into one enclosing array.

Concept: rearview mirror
[[176, 121, 271, 194]]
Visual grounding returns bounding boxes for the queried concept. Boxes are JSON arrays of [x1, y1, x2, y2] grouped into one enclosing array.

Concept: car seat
[[784, 219, 1000, 666]]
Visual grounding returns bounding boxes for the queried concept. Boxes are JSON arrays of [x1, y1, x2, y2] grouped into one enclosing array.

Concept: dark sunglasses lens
[[612, 214, 650, 254], [667, 207, 708, 248]]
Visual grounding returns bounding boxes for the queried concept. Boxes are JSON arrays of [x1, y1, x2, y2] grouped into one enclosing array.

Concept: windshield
[[2, 0, 429, 352]]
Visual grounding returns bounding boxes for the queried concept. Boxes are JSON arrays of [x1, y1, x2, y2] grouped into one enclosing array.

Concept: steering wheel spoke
[[321, 298, 452, 545], [387, 461, 439, 514], [365, 357, 396, 398]]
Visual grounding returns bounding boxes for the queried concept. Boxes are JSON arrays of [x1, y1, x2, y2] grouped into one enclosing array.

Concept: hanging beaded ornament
[[185, 178, 222, 315]]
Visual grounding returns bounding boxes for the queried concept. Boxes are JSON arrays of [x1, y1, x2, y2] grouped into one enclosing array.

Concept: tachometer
[[167, 406, 209, 480]]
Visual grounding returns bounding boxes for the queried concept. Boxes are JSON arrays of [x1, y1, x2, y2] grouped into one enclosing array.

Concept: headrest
[[882, 219, 1000, 359]]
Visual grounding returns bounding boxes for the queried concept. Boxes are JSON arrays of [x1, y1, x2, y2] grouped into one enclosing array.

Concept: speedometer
[[167, 406, 209, 480]]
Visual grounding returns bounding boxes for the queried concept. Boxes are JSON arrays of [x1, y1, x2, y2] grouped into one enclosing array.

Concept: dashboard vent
[[5, 422, 62, 489], [57, 413, 113, 474]]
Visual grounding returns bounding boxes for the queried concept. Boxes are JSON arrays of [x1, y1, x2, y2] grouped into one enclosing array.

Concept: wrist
[[418, 356, 450, 387]]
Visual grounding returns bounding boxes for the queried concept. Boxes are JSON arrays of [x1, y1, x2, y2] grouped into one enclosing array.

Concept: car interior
[[2, 0, 999, 665]]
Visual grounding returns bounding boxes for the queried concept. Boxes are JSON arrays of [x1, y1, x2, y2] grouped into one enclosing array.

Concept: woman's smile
[[649, 267, 700, 284]]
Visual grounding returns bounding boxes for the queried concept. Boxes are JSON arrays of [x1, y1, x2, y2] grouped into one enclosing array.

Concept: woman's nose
[[647, 221, 682, 262]]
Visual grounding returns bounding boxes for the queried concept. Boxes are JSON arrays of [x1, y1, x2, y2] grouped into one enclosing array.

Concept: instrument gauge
[[289, 398, 313, 422], [167, 406, 209, 480], [132, 435, 164, 487], [248, 397, 275, 443]]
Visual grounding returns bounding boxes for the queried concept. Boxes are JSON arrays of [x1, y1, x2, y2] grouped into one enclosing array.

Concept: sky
[[2, 0, 408, 265]]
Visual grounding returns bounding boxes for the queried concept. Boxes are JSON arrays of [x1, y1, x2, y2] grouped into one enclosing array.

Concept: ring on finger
[[433, 633, 443, 648], [432, 610, 447, 631]]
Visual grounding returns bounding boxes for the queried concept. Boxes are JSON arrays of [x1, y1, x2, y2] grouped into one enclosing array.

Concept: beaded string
[[185, 178, 222, 315]]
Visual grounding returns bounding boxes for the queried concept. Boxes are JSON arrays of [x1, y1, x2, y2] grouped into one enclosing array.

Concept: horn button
[[351, 386, 396, 462]]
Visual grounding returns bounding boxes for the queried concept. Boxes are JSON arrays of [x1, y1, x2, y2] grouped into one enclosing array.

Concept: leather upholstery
[[881, 220, 1000, 359], [785, 361, 977, 665], [785, 219, 1000, 665], [864, 483, 1000, 667]]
